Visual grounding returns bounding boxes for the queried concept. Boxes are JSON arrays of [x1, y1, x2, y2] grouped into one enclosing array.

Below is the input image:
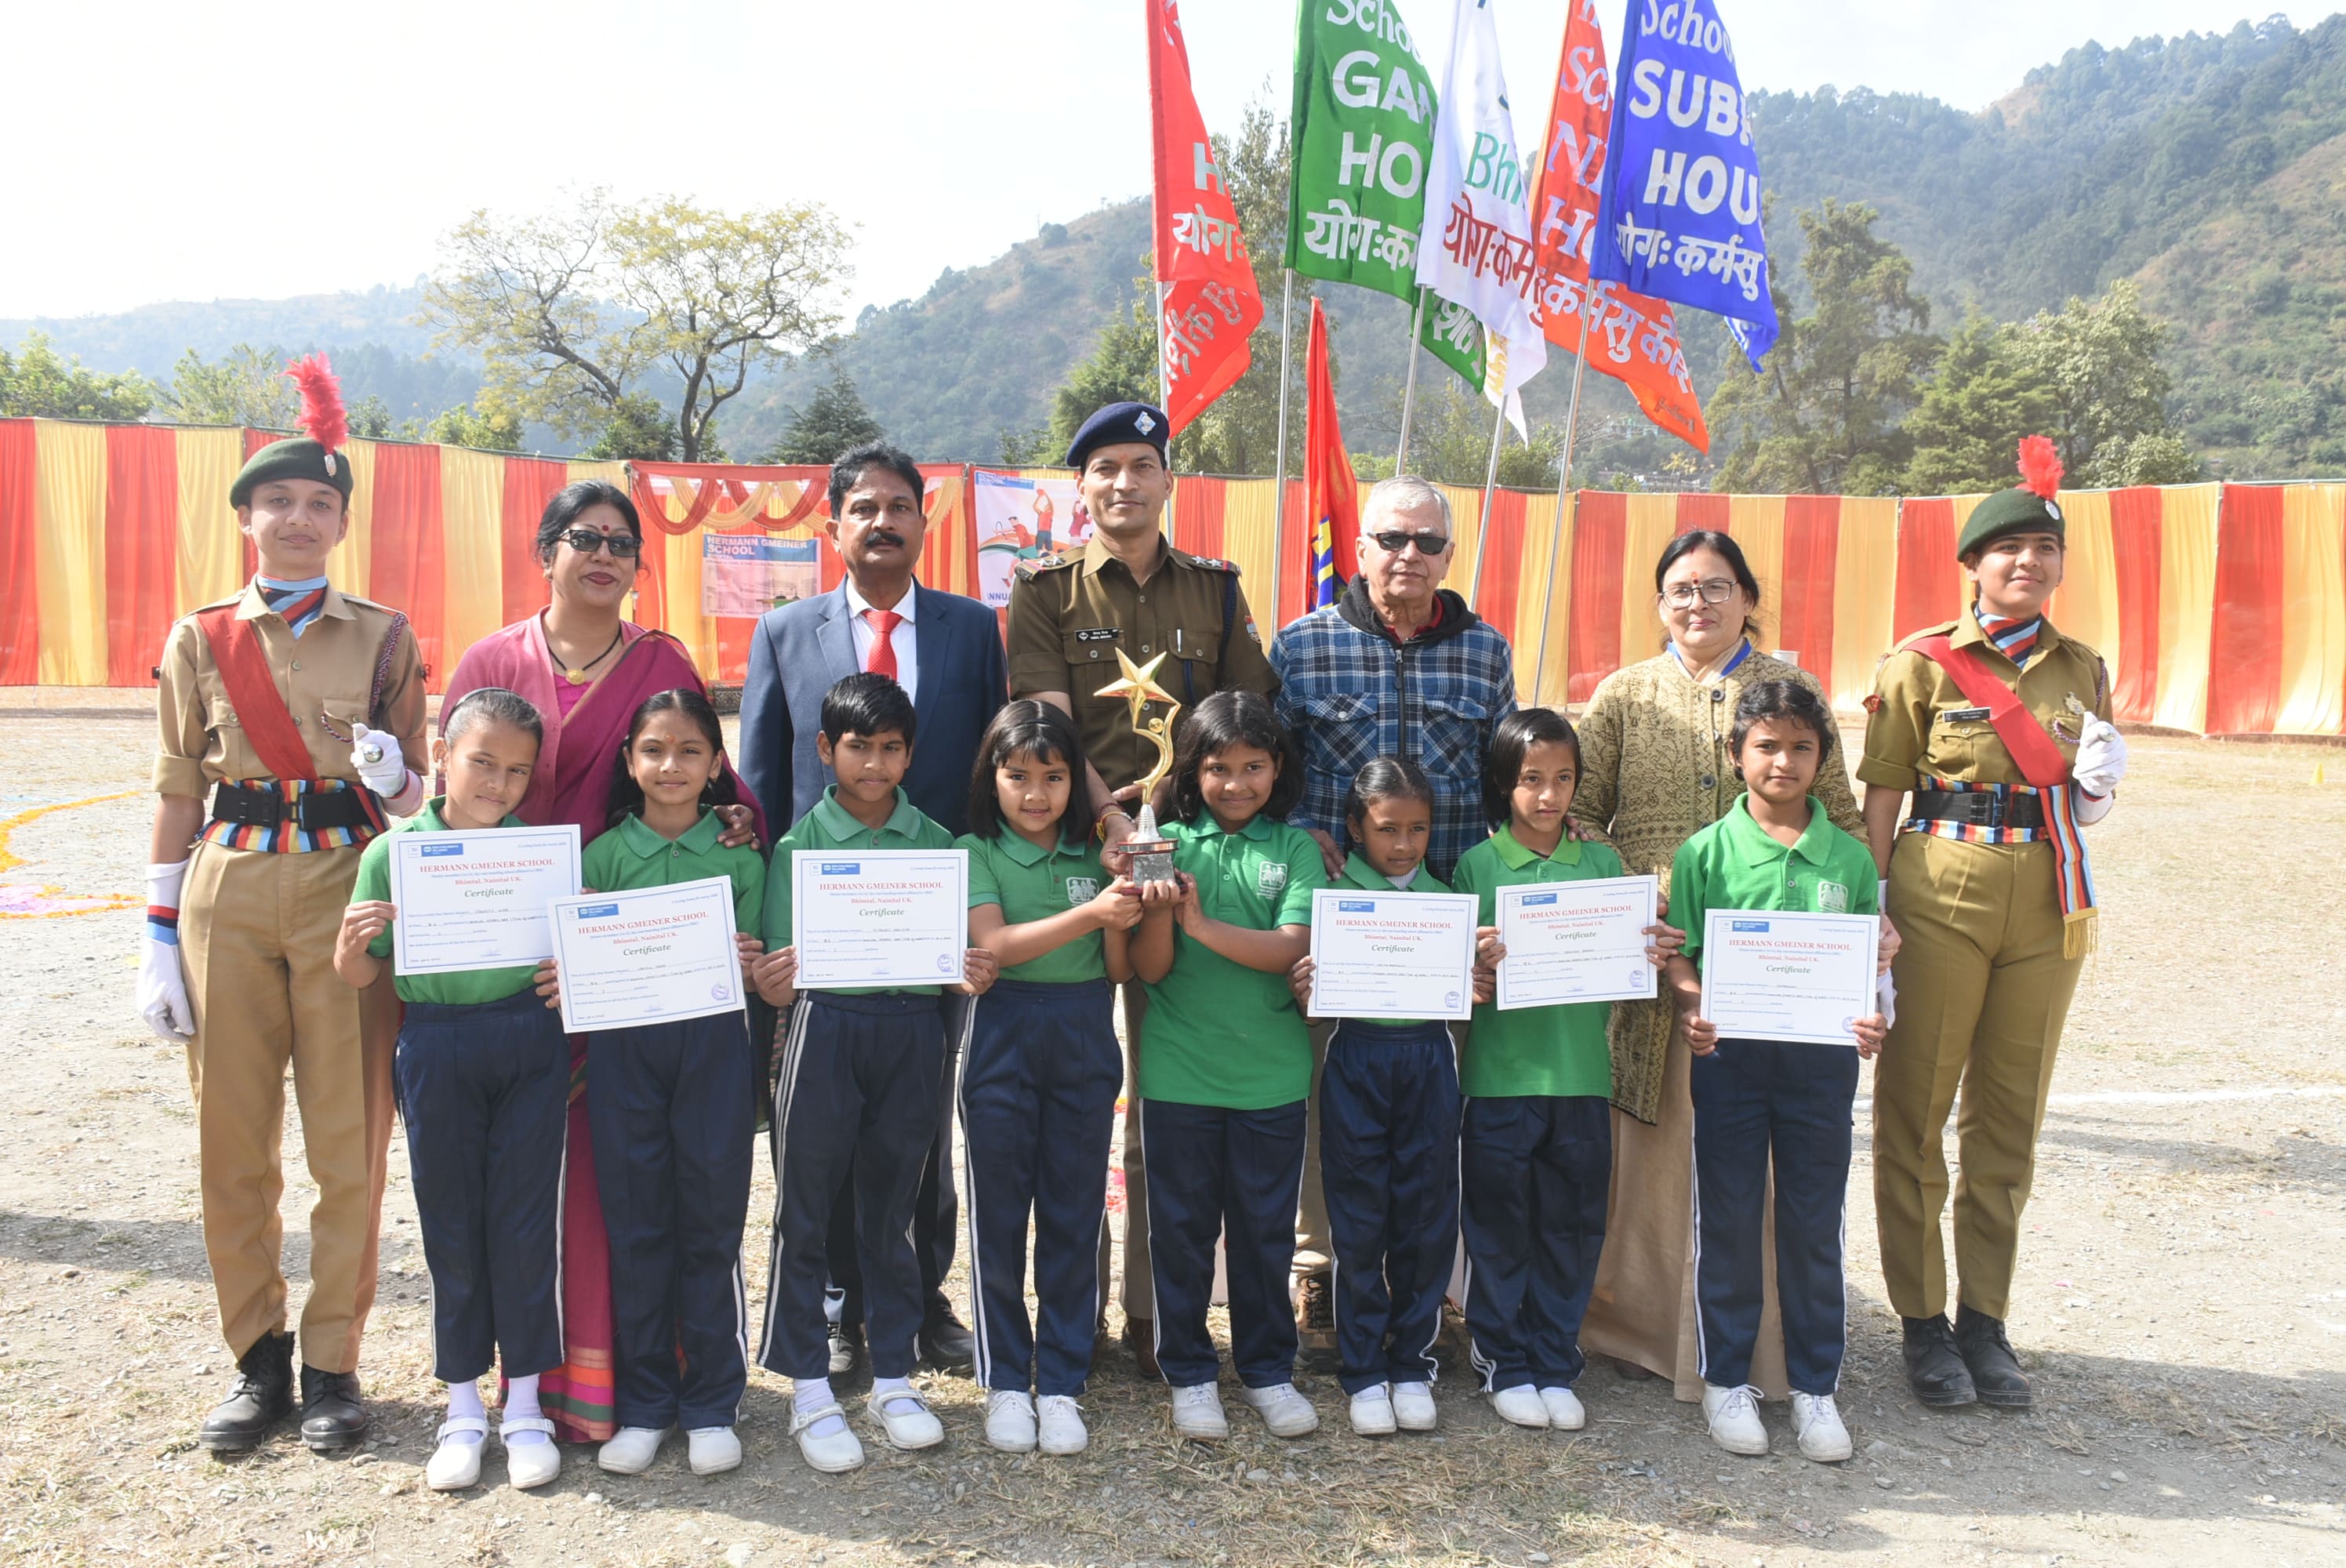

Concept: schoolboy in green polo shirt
[[1663, 679, 1887, 1465], [334, 688, 568, 1494], [750, 673, 997, 1475], [1449, 710, 1641, 1436]]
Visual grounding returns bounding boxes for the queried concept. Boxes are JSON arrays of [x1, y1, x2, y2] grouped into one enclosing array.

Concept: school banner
[[701, 534, 819, 618], [1590, 0, 1779, 368], [972, 467, 1091, 609], [1286, 0, 1440, 307]]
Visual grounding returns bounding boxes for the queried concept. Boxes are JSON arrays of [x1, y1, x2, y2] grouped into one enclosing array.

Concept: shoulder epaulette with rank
[[1178, 550, 1240, 575], [1015, 552, 1074, 580]]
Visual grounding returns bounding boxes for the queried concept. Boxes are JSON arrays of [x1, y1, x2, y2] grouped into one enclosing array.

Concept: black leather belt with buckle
[[1908, 789, 2046, 832]]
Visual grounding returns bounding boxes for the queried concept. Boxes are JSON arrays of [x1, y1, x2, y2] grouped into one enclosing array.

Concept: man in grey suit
[[739, 441, 1007, 1377]]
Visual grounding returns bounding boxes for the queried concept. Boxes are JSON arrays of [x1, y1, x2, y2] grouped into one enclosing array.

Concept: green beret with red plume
[[1956, 436, 2066, 558], [228, 353, 355, 509]]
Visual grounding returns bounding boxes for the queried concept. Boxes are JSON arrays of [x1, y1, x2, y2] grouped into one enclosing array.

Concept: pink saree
[[442, 615, 765, 1441]]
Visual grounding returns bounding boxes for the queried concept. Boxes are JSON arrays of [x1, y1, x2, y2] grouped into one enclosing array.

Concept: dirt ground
[[2, 706, 2341, 1568]]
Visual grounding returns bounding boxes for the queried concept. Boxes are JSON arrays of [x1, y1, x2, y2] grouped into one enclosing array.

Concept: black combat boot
[[1953, 1305, 2032, 1409], [297, 1363, 369, 1452], [1901, 1314, 1978, 1408], [198, 1329, 295, 1452]]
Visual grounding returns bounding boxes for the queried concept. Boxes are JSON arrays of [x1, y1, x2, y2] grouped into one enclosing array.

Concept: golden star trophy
[[1095, 648, 1182, 884]]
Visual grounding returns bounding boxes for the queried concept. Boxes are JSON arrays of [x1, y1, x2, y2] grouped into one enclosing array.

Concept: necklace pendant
[[565, 667, 587, 684]]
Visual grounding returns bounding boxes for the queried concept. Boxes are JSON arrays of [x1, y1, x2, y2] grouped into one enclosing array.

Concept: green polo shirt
[[764, 786, 958, 996], [1325, 852, 1452, 1026], [1450, 827, 1626, 1098], [959, 829, 1110, 985], [351, 799, 543, 1007], [1671, 797, 1880, 968], [1138, 814, 1326, 1109], [582, 810, 766, 936]]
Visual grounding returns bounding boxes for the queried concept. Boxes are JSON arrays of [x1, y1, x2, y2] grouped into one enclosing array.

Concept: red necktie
[[863, 608, 902, 680]]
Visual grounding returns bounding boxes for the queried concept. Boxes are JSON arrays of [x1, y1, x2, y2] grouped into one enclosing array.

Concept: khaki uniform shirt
[[154, 581, 428, 797], [1857, 611, 2111, 795], [1004, 534, 1277, 790]]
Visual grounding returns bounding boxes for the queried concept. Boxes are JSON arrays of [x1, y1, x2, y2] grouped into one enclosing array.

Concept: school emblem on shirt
[[1817, 880, 1850, 913], [1065, 876, 1099, 906], [1257, 862, 1288, 899]]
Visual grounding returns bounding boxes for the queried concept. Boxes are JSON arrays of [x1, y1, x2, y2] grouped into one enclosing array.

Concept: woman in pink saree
[[441, 480, 764, 1442]]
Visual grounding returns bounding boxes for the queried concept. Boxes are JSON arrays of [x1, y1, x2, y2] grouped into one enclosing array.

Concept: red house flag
[[1148, 0, 1263, 436], [1303, 297, 1359, 608]]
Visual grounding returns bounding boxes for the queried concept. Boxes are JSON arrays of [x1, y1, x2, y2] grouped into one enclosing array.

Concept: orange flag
[[1302, 297, 1359, 608], [1530, 0, 1709, 452], [1147, 0, 1265, 436]]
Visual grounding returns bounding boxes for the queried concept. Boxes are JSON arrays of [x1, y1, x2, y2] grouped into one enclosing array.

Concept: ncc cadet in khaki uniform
[[138, 360, 428, 1452], [1856, 443, 2129, 1414], [1004, 401, 1278, 1377]]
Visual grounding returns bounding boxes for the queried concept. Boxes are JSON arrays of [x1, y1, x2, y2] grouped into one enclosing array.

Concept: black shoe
[[827, 1319, 865, 1377], [1901, 1315, 1978, 1408], [198, 1330, 295, 1452], [918, 1306, 976, 1375], [296, 1364, 369, 1452], [1954, 1305, 2033, 1409], [1294, 1273, 1340, 1373]]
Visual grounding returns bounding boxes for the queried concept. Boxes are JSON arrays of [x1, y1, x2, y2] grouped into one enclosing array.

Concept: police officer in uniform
[[138, 364, 427, 1451], [1004, 401, 1278, 1375], [1856, 445, 2128, 1412]]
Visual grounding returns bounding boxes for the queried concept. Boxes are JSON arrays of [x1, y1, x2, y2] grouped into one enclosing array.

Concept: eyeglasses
[[560, 528, 641, 559], [1368, 530, 1451, 557], [1661, 578, 1738, 608]]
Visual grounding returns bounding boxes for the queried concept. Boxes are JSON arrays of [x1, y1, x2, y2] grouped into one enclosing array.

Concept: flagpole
[[1396, 288, 1425, 473], [1532, 348, 1590, 706], [1466, 392, 1505, 611], [1269, 268, 1297, 619]]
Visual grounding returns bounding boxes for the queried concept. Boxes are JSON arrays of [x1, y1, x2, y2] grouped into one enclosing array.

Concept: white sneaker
[[1036, 1395, 1088, 1456], [1702, 1383, 1770, 1457], [984, 1390, 1038, 1454], [499, 1417, 560, 1490], [1170, 1381, 1229, 1443], [1237, 1381, 1320, 1438], [686, 1425, 742, 1475], [596, 1425, 670, 1475], [1390, 1381, 1437, 1432], [426, 1417, 488, 1490], [1349, 1385, 1397, 1436], [866, 1388, 945, 1450], [1487, 1385, 1549, 1428], [1791, 1391, 1852, 1462], [1538, 1386, 1586, 1431], [790, 1397, 865, 1474]]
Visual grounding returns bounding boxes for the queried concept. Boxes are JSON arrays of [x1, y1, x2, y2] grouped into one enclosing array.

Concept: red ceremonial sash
[[195, 605, 318, 784], [1905, 634, 2068, 788]]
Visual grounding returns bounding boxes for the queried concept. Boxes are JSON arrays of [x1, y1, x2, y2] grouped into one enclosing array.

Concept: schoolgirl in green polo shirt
[[953, 701, 1141, 1456], [1451, 709, 1650, 1435], [1130, 689, 1326, 1443], [1662, 679, 1887, 1465], [335, 687, 568, 1494]]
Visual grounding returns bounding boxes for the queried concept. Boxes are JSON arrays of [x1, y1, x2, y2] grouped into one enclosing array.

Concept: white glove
[[2071, 714, 2127, 799], [138, 861, 195, 1043], [1877, 879, 1890, 918], [1876, 968, 1898, 1030], [350, 724, 410, 797]]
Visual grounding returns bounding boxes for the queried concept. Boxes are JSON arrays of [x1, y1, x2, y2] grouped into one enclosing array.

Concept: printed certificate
[[388, 824, 581, 977], [1698, 909, 1880, 1046], [1494, 875, 1660, 1011], [1306, 889, 1478, 1022], [547, 877, 744, 1033], [790, 850, 969, 989]]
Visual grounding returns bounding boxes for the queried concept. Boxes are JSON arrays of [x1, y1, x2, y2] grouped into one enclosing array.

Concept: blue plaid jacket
[[1269, 579, 1517, 881]]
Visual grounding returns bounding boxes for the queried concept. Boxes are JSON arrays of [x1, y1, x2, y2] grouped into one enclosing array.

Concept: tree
[[161, 343, 295, 427], [1171, 101, 1305, 477], [0, 332, 157, 420], [423, 189, 851, 462], [1900, 314, 2061, 494], [423, 401, 525, 452], [767, 364, 883, 464], [1707, 201, 1940, 495], [1030, 275, 1162, 462], [2006, 281, 2201, 486], [1360, 381, 1561, 488], [583, 394, 681, 462]]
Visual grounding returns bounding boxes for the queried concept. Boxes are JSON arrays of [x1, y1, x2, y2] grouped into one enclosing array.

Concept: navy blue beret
[[1064, 401, 1170, 470]]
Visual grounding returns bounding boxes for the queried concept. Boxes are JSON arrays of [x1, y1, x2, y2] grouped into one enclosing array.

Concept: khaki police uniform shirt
[[154, 581, 429, 797], [1005, 533, 1278, 790], [1857, 610, 2112, 795]]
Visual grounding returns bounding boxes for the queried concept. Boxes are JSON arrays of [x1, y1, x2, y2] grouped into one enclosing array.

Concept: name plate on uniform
[[1698, 909, 1879, 1047], [388, 825, 581, 976]]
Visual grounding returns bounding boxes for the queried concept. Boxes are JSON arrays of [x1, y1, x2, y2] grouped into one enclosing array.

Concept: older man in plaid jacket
[[1268, 474, 1517, 1361]]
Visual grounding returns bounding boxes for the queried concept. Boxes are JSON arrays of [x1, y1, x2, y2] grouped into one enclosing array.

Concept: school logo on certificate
[[1817, 880, 1849, 913], [1065, 876, 1099, 906], [1257, 862, 1289, 898]]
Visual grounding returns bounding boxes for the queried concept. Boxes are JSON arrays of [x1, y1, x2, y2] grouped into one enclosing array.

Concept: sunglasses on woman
[[560, 528, 642, 559]]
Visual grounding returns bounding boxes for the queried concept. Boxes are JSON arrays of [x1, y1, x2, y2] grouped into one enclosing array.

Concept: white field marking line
[[1854, 1084, 2346, 1112]]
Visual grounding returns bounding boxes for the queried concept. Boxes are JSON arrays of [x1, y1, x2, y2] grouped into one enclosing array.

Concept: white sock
[[503, 1373, 550, 1445], [795, 1376, 847, 1439], [443, 1379, 486, 1444], [872, 1374, 923, 1416]]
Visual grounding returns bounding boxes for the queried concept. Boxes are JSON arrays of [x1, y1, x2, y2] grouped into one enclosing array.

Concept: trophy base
[[1125, 838, 1178, 884]]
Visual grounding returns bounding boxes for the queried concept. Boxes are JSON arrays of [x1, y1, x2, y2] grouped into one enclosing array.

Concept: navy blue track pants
[[1141, 1098, 1307, 1390], [1460, 1093, 1611, 1392]]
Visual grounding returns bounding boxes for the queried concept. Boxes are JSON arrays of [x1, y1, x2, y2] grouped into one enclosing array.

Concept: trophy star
[[1095, 648, 1178, 724]]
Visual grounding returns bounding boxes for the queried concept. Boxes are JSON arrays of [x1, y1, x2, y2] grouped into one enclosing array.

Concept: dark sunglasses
[[1368, 530, 1451, 556], [560, 528, 642, 559]]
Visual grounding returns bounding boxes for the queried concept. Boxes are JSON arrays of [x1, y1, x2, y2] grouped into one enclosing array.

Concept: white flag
[[1414, 0, 1548, 435]]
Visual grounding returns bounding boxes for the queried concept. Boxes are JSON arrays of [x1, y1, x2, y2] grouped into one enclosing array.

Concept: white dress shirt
[[843, 579, 919, 704]]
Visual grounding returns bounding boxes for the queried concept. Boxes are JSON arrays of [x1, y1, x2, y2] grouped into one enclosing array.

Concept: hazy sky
[[1, 2, 2326, 324]]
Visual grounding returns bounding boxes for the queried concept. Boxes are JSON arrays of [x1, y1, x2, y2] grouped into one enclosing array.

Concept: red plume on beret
[[284, 353, 348, 453], [2017, 434, 2062, 501]]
